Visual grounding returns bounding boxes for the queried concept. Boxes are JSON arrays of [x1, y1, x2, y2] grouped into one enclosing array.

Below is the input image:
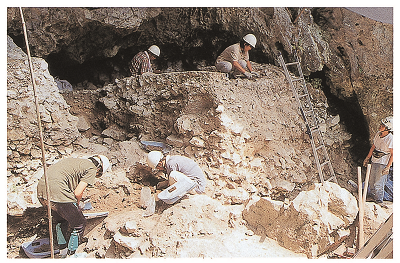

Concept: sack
[[372, 149, 388, 159]]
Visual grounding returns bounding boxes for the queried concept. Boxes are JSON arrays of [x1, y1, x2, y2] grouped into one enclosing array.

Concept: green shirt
[[37, 158, 97, 203]]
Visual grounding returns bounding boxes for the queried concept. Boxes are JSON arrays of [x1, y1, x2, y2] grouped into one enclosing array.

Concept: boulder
[[101, 124, 127, 141], [243, 182, 358, 258], [77, 115, 91, 131]]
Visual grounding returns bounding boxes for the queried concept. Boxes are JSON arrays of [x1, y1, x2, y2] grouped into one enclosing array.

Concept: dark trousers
[[39, 199, 86, 248]]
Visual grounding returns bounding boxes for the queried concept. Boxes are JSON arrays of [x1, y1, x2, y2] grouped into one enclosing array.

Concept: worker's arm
[[383, 148, 393, 175], [246, 60, 253, 73], [74, 181, 88, 204], [363, 145, 375, 167]]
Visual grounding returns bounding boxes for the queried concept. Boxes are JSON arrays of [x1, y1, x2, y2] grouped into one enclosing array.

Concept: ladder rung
[[315, 145, 324, 151], [325, 176, 336, 182], [320, 160, 330, 167], [285, 62, 300, 66], [292, 77, 303, 81], [303, 109, 314, 115]]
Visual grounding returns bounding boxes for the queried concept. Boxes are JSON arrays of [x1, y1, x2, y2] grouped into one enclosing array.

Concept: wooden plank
[[354, 213, 393, 258], [374, 238, 393, 259], [357, 167, 364, 248]]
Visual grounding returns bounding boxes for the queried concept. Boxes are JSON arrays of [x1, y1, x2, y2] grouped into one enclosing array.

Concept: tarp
[[346, 7, 393, 24]]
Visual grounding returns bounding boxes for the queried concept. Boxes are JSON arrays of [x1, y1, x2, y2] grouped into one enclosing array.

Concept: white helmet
[[243, 34, 257, 48], [89, 154, 111, 174], [148, 45, 160, 57], [381, 116, 393, 132], [147, 151, 163, 169]]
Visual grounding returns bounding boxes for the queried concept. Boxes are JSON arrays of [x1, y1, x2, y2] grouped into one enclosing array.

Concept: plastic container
[[21, 238, 60, 258]]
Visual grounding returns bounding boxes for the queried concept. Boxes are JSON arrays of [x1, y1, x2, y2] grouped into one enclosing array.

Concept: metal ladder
[[277, 50, 337, 184]]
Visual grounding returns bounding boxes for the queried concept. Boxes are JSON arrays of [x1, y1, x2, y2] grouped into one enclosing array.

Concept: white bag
[[158, 171, 196, 204]]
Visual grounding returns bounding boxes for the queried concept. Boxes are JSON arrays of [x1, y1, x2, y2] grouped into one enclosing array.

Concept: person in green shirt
[[36, 155, 110, 256]]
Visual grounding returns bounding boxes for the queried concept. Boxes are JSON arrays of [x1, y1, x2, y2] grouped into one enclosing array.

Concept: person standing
[[215, 34, 257, 79], [36, 155, 111, 256], [363, 116, 393, 204], [129, 45, 160, 75]]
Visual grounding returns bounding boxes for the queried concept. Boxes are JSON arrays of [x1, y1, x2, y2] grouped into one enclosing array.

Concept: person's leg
[[368, 163, 379, 199], [38, 198, 67, 249], [373, 164, 388, 203], [368, 163, 387, 203], [52, 202, 86, 255], [231, 59, 248, 77], [238, 59, 247, 69], [216, 61, 232, 73]]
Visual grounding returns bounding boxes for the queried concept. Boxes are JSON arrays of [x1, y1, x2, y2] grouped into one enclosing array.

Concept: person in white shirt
[[363, 116, 393, 203], [215, 34, 256, 79]]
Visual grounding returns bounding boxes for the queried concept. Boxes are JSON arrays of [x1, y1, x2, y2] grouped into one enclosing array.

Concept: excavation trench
[[44, 47, 370, 170]]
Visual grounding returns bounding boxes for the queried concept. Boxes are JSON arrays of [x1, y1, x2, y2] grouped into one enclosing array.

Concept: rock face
[[311, 8, 393, 142], [7, 7, 392, 141], [243, 182, 358, 258], [7, 35, 80, 149], [7, 35, 81, 215]]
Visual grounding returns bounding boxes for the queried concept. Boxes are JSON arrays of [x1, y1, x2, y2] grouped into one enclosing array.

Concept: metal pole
[[19, 7, 54, 258]]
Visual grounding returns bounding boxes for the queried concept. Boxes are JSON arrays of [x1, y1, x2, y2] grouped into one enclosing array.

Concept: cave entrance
[[308, 67, 370, 164], [45, 49, 133, 88]]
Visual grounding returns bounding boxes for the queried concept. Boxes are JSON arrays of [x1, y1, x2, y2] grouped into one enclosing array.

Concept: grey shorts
[[215, 60, 247, 73]]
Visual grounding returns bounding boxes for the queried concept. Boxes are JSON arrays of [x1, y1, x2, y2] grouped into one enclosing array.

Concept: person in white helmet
[[363, 116, 393, 204], [129, 45, 161, 75], [36, 155, 111, 256], [147, 151, 207, 199], [215, 34, 257, 79]]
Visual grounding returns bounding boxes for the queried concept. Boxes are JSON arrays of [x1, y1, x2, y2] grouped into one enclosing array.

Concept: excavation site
[[7, 7, 393, 259]]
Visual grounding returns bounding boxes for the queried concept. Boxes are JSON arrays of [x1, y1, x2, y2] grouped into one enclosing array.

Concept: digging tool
[[19, 7, 54, 258]]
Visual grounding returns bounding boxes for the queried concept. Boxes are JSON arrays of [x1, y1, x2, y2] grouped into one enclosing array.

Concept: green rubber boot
[[67, 229, 79, 255]]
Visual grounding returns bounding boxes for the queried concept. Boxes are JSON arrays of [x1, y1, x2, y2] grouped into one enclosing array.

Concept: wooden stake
[[362, 164, 371, 207], [357, 166, 364, 249], [19, 7, 54, 258]]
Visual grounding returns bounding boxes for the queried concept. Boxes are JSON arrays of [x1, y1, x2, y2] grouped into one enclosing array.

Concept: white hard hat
[[381, 116, 393, 132], [243, 34, 257, 48], [89, 155, 111, 174], [148, 45, 160, 57], [147, 151, 163, 169]]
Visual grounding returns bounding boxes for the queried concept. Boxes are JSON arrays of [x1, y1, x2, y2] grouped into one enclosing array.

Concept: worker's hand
[[251, 71, 260, 78], [244, 71, 252, 79], [363, 157, 370, 167], [78, 201, 85, 210], [382, 166, 390, 175]]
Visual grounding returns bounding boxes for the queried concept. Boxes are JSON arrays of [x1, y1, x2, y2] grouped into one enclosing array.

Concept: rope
[[18, 7, 55, 258]]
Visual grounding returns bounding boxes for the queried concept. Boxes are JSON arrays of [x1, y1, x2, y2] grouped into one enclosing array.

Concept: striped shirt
[[129, 51, 153, 75]]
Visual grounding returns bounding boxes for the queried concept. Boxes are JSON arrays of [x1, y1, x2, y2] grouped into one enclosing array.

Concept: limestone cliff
[[7, 7, 392, 141]]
